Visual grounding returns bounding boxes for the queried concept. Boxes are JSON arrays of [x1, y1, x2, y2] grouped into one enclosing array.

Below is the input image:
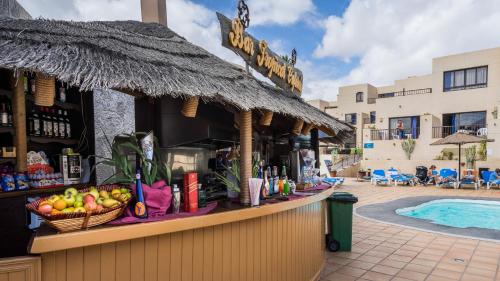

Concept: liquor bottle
[[262, 169, 270, 198], [134, 168, 148, 218], [58, 109, 65, 138], [51, 109, 59, 138], [272, 166, 279, 194], [30, 78, 36, 96], [64, 110, 71, 138], [58, 86, 66, 103], [7, 100, 13, 126], [23, 75, 29, 95], [267, 166, 273, 196], [282, 165, 290, 196], [44, 108, 53, 137], [0, 103, 7, 126]]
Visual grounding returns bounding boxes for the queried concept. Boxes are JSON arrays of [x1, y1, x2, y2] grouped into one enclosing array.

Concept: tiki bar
[[0, 1, 353, 280]]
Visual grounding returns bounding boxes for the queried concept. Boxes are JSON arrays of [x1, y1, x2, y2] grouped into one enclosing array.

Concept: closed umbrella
[[430, 132, 493, 180]]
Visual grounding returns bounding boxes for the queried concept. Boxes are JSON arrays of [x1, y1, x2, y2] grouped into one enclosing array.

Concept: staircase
[[331, 154, 361, 172]]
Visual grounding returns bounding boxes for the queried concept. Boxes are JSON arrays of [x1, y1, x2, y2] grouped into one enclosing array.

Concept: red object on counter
[[183, 172, 198, 213]]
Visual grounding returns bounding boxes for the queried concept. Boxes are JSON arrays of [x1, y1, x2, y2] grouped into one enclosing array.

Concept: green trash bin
[[326, 192, 358, 252]]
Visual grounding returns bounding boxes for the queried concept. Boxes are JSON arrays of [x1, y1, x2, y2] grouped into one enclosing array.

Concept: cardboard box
[[183, 172, 198, 213]]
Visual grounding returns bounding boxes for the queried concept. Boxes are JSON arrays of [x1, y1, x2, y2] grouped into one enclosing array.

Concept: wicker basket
[[34, 73, 56, 107], [181, 96, 199, 118], [26, 185, 132, 232], [292, 119, 304, 135], [259, 110, 273, 126]]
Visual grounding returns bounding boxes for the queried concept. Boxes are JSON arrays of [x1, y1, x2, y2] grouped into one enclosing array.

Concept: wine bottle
[[0, 103, 7, 126], [64, 110, 71, 138], [7, 100, 12, 126], [134, 168, 148, 218], [33, 107, 40, 136], [267, 166, 273, 196], [58, 109, 65, 138], [272, 166, 279, 194], [51, 109, 59, 138]]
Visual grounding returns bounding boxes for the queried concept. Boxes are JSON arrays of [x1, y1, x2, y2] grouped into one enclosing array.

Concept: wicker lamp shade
[[291, 119, 304, 135], [181, 96, 199, 118], [34, 73, 55, 107], [301, 123, 314, 135], [259, 110, 273, 126]]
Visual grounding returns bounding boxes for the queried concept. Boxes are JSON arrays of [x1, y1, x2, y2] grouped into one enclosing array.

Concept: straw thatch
[[0, 18, 352, 139], [430, 132, 493, 145]]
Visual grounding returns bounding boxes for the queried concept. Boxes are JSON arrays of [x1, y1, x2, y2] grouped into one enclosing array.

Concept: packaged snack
[[14, 173, 29, 190], [1, 174, 16, 192]]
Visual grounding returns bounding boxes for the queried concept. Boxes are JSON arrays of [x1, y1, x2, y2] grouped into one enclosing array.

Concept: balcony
[[370, 128, 420, 140], [378, 88, 432, 99], [432, 125, 487, 138]]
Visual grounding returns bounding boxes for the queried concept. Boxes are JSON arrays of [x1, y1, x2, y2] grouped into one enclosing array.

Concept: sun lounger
[[437, 169, 458, 189], [479, 170, 500, 189], [371, 170, 390, 185]]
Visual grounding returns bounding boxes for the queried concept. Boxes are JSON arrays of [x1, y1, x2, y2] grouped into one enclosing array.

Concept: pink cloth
[[108, 202, 218, 225], [129, 180, 172, 218]]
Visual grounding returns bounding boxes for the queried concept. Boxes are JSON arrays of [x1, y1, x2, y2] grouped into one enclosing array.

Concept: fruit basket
[[26, 185, 133, 232]]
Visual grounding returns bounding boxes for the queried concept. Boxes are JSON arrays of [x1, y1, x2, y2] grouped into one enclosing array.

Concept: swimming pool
[[396, 199, 500, 230]]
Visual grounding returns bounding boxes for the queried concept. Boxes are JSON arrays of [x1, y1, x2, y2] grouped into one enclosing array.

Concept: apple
[[84, 201, 97, 211], [64, 187, 79, 197], [99, 190, 110, 199], [83, 194, 95, 204], [75, 194, 83, 202], [39, 200, 52, 207], [38, 204, 53, 214], [120, 188, 129, 194], [62, 194, 76, 207], [96, 197, 104, 205], [118, 193, 129, 203], [74, 201, 83, 208], [89, 188, 99, 200], [111, 189, 121, 198], [53, 199, 67, 211], [96, 205, 104, 212], [47, 195, 60, 204]]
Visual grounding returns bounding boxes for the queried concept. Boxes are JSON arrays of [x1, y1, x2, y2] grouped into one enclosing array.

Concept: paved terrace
[[320, 179, 500, 281]]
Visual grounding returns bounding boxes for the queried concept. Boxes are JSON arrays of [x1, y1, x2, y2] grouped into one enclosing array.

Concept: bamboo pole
[[291, 119, 304, 135], [11, 71, 27, 172], [259, 110, 273, 126], [239, 110, 252, 205]]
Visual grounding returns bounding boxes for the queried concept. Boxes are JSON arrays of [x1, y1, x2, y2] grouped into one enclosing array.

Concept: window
[[389, 116, 420, 139], [444, 66, 487, 91], [443, 111, 486, 134], [345, 113, 357, 125], [369, 111, 376, 124], [355, 92, 363, 102]]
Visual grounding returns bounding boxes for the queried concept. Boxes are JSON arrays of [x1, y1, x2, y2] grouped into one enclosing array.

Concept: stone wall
[[93, 89, 135, 184]]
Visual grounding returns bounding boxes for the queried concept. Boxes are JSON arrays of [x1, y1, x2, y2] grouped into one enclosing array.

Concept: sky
[[17, 0, 500, 101]]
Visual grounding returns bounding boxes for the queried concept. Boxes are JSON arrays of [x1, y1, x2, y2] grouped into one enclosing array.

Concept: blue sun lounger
[[479, 170, 500, 189], [437, 169, 458, 189], [371, 169, 390, 185]]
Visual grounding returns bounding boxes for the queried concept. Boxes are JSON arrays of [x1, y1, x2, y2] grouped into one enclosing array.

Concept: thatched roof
[[430, 132, 492, 145], [0, 18, 352, 139], [0, 0, 32, 20]]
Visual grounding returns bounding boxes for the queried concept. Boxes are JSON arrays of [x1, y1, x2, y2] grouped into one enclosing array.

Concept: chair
[[479, 170, 500, 189], [459, 170, 478, 190], [388, 168, 415, 186], [323, 177, 344, 186], [371, 170, 390, 185], [437, 169, 458, 189]]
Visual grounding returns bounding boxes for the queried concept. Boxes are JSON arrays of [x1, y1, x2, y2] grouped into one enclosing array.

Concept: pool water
[[396, 199, 500, 230]]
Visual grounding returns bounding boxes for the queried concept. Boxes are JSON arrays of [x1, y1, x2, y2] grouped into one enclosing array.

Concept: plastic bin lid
[[327, 192, 358, 203]]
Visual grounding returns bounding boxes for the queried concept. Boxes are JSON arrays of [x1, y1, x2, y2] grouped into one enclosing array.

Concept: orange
[[53, 199, 67, 211]]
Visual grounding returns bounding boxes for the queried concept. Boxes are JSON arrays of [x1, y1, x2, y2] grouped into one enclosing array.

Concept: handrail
[[378, 88, 432, 99]]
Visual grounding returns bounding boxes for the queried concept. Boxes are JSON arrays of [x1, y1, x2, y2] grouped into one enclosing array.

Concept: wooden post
[[11, 72, 27, 172], [311, 128, 320, 169], [239, 110, 252, 205]]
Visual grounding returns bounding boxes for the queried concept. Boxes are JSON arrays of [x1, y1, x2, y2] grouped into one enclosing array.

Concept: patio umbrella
[[430, 132, 493, 180]]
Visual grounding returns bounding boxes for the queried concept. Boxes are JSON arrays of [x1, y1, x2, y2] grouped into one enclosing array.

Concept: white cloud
[[308, 0, 500, 101], [248, 0, 315, 26]]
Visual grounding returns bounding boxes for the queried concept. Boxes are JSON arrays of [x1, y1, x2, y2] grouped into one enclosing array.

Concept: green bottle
[[281, 165, 290, 195]]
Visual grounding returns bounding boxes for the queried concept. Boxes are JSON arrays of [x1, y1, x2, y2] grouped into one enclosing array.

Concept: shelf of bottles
[[24, 74, 76, 145]]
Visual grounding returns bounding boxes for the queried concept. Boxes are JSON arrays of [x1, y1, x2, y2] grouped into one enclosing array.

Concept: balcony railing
[[432, 125, 487, 138], [370, 128, 420, 140], [378, 88, 432, 99]]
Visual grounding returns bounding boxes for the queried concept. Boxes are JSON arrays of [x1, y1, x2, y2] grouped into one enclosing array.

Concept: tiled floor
[[320, 180, 500, 281]]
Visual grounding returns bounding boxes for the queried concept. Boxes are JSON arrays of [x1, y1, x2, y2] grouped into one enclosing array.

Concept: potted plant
[[401, 139, 416, 160], [465, 145, 477, 170]]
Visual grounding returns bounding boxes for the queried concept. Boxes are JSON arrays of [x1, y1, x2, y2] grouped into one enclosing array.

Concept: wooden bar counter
[[25, 188, 333, 281]]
